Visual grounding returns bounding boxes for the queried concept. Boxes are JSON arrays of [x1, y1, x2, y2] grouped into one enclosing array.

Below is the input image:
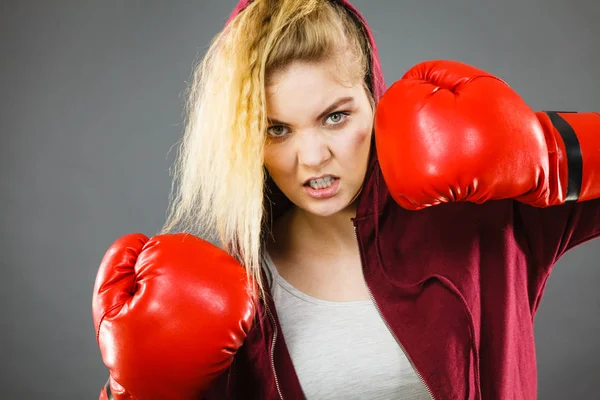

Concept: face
[[264, 58, 374, 217]]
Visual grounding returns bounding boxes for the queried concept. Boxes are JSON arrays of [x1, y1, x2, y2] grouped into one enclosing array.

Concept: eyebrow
[[268, 96, 355, 126]]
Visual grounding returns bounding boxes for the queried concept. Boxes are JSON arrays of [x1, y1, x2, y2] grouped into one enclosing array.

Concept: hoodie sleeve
[[513, 198, 600, 270]]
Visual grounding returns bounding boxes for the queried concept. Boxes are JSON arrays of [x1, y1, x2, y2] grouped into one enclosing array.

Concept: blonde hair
[[161, 0, 373, 299]]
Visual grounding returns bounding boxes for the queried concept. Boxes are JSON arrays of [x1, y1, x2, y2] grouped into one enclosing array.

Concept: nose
[[296, 130, 332, 169]]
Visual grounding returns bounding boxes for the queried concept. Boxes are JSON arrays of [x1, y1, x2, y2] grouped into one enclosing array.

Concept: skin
[[263, 58, 374, 301]]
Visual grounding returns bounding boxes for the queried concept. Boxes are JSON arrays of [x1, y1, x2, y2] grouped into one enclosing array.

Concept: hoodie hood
[[224, 0, 387, 225], [225, 0, 385, 99]]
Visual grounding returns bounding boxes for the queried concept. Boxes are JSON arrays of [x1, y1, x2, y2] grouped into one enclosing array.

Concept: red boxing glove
[[374, 60, 600, 210], [92, 233, 256, 400]]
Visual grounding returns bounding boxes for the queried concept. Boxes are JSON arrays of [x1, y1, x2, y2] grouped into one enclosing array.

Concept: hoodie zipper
[[353, 224, 436, 400], [265, 300, 285, 400]]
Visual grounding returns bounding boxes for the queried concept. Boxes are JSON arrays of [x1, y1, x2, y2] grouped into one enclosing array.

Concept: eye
[[267, 125, 290, 138], [325, 111, 349, 126]]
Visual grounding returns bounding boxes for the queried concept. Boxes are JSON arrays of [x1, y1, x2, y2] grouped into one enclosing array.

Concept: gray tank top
[[262, 252, 432, 400]]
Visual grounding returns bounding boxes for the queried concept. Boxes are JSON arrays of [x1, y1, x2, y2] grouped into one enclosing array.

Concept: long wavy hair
[[161, 0, 373, 299]]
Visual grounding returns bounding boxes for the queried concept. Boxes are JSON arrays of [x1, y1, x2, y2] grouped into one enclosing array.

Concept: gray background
[[2, 0, 599, 398]]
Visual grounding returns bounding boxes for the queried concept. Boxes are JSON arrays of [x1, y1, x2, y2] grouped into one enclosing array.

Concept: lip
[[303, 177, 340, 199]]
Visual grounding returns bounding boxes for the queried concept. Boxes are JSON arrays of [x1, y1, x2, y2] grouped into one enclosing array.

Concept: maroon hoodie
[[206, 1, 600, 399]]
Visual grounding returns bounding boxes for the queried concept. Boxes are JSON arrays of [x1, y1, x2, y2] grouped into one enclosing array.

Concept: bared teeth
[[308, 176, 334, 190]]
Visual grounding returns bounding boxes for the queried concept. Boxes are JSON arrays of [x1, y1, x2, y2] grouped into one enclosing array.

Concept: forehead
[[266, 60, 361, 119]]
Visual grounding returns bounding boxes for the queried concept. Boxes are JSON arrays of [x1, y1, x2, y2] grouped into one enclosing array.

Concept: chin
[[300, 197, 350, 217]]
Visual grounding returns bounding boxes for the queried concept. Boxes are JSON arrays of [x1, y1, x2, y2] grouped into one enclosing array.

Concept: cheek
[[355, 124, 372, 147], [342, 121, 373, 157], [264, 144, 293, 181]]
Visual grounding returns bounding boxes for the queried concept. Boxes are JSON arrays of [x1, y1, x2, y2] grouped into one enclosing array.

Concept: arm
[[374, 60, 600, 265], [514, 198, 600, 269]]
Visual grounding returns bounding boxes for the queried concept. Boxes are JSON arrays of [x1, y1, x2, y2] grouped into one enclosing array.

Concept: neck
[[271, 201, 359, 260]]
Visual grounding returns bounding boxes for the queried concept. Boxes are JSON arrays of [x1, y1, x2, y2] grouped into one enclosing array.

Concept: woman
[[92, 0, 600, 399]]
